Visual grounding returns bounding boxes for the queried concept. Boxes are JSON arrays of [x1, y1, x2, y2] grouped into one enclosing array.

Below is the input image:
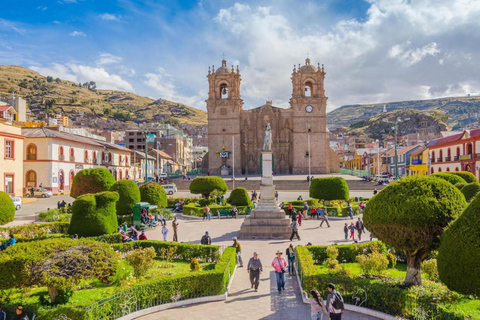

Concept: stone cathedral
[[206, 58, 339, 175]]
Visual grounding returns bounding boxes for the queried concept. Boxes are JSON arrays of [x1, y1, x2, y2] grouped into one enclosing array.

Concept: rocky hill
[[327, 96, 480, 130], [0, 65, 207, 127]]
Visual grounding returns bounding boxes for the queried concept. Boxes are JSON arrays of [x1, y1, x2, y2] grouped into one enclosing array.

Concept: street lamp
[[308, 129, 311, 186], [376, 139, 380, 176]]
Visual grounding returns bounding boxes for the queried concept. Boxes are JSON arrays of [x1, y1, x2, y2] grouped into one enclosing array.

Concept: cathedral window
[[220, 84, 228, 99], [304, 81, 313, 97]]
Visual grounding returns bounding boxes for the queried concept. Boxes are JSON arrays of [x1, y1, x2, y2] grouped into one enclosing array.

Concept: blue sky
[[1, 0, 480, 111]]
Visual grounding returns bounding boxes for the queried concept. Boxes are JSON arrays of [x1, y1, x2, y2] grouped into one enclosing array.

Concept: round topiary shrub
[[68, 191, 119, 237], [450, 171, 478, 183], [70, 168, 116, 198], [227, 187, 252, 206], [363, 176, 466, 286], [460, 182, 480, 202], [139, 182, 167, 208], [438, 193, 480, 295], [190, 176, 228, 199], [0, 191, 15, 225], [432, 173, 466, 185], [454, 182, 467, 190], [110, 180, 141, 215], [309, 177, 349, 201]]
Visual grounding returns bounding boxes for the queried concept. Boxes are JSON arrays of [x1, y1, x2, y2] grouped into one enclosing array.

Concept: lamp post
[[308, 131, 311, 186], [376, 139, 380, 176], [232, 136, 235, 189], [156, 141, 160, 177]]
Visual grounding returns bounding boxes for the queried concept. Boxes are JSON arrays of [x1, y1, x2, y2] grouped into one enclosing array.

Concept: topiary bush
[[190, 257, 200, 271], [454, 182, 467, 190], [432, 173, 466, 185], [139, 182, 167, 208], [438, 193, 480, 296], [190, 176, 228, 199], [68, 191, 119, 237], [110, 180, 141, 215], [0, 191, 15, 225], [356, 250, 389, 277], [309, 177, 349, 200], [227, 187, 252, 206], [460, 182, 480, 202], [422, 259, 439, 282], [363, 176, 466, 286], [70, 168, 115, 198], [450, 171, 478, 183], [125, 247, 156, 277], [325, 246, 339, 269]]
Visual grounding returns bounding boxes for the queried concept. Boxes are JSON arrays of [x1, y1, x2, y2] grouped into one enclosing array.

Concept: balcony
[[445, 156, 451, 162], [476, 153, 480, 159], [70, 156, 75, 162], [26, 154, 37, 160], [459, 154, 472, 161], [59, 155, 65, 161], [430, 158, 435, 163], [437, 158, 443, 163], [84, 158, 90, 163], [411, 159, 422, 165], [454, 156, 459, 161]]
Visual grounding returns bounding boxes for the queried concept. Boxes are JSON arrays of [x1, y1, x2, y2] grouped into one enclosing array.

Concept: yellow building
[[408, 146, 429, 176], [0, 121, 24, 196], [344, 151, 361, 170]]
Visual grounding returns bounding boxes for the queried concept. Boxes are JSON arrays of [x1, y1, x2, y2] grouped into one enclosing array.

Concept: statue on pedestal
[[263, 123, 272, 151]]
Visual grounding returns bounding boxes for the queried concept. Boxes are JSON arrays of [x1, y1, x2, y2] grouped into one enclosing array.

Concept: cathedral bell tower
[[290, 58, 330, 173], [206, 60, 243, 174]]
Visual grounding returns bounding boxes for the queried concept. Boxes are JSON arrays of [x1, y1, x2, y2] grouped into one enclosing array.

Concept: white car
[[10, 196, 22, 210], [162, 184, 177, 195]]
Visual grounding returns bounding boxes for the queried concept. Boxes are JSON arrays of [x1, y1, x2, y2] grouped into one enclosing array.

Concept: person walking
[[355, 217, 365, 241], [201, 231, 211, 245], [303, 202, 309, 219], [325, 283, 345, 320], [290, 218, 301, 241], [344, 223, 348, 240], [161, 224, 169, 241], [303, 289, 327, 320], [247, 251, 263, 292], [319, 208, 330, 228], [287, 202, 293, 217], [297, 211, 303, 226], [349, 222, 356, 240], [203, 205, 209, 221], [286, 244, 295, 276], [275, 191, 279, 202], [271, 250, 287, 293], [347, 201, 354, 220], [172, 217, 179, 242], [232, 237, 243, 267]]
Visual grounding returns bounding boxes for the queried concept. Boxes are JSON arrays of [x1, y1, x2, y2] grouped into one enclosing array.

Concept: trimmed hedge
[[432, 173, 466, 185], [450, 171, 478, 183], [68, 191, 119, 237], [0, 222, 70, 239], [309, 177, 349, 201], [189, 176, 228, 199], [167, 197, 199, 208], [0, 191, 15, 225], [285, 199, 320, 207], [70, 168, 115, 198], [283, 205, 360, 217], [110, 180, 141, 215], [140, 182, 167, 208], [454, 182, 467, 190], [183, 203, 250, 216], [438, 193, 480, 296], [308, 241, 387, 264], [227, 187, 252, 206], [460, 182, 480, 202]]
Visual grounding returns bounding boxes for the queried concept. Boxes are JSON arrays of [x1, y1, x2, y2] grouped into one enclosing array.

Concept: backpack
[[332, 291, 344, 310]]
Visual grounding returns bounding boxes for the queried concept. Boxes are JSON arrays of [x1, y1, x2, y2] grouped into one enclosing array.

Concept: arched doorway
[[119, 170, 123, 180], [69, 170, 75, 189], [59, 170, 65, 191], [26, 170, 37, 188], [26, 144, 37, 160]]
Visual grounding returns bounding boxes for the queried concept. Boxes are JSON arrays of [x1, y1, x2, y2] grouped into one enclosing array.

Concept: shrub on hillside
[[450, 171, 478, 183], [460, 182, 480, 202], [110, 180, 141, 215], [139, 182, 167, 208], [68, 191, 119, 237], [70, 168, 115, 198], [0, 191, 15, 225], [309, 177, 349, 200], [438, 193, 480, 296], [227, 187, 252, 206], [189, 176, 228, 199], [363, 176, 466, 286], [432, 173, 466, 185]]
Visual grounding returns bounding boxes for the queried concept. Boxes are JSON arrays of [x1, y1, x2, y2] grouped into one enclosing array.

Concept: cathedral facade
[[206, 58, 338, 175]]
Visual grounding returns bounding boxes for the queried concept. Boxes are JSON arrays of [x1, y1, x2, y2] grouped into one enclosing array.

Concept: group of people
[[119, 216, 179, 243], [344, 218, 366, 241], [56, 200, 71, 210]]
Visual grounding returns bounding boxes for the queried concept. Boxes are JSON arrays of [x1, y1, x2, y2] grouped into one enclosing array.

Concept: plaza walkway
[[138, 216, 380, 320]]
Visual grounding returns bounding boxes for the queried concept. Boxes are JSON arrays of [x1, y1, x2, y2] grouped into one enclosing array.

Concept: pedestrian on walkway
[[325, 283, 345, 320], [355, 217, 364, 241], [303, 202, 309, 219], [288, 202, 293, 216], [344, 223, 348, 240], [172, 217, 179, 242], [311, 206, 317, 219], [319, 208, 330, 228], [347, 201, 354, 220], [271, 251, 287, 293], [201, 231, 211, 245], [203, 205, 209, 221], [298, 211, 303, 226], [286, 244, 295, 275], [232, 237, 243, 267], [247, 251, 263, 292], [275, 191, 279, 202], [161, 224, 169, 241], [303, 289, 327, 320], [290, 218, 301, 241], [349, 222, 355, 240]]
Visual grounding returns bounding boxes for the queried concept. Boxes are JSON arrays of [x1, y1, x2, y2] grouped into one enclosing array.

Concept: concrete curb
[[22, 198, 37, 204]]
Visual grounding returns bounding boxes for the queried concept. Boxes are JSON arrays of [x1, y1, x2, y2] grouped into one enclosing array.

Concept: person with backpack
[[325, 283, 344, 319], [303, 289, 327, 320], [201, 231, 211, 245], [355, 217, 365, 241]]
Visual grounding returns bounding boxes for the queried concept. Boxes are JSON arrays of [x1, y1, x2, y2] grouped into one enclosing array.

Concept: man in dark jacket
[[14, 306, 29, 320], [201, 231, 211, 245], [355, 218, 365, 241]]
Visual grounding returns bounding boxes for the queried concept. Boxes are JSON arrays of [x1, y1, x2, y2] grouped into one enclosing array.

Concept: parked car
[[162, 184, 177, 195], [26, 187, 53, 198], [10, 196, 22, 210]]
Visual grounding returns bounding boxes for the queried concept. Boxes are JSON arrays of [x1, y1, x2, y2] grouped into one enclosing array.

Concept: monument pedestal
[[239, 151, 291, 239]]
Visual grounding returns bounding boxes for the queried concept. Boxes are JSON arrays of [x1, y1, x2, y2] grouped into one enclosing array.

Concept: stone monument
[[239, 124, 291, 239]]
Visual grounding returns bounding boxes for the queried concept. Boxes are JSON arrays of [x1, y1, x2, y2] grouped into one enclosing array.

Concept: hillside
[[327, 96, 480, 130], [0, 65, 207, 126]]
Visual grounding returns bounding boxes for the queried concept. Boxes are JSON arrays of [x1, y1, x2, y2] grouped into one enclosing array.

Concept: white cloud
[[389, 42, 440, 66], [99, 13, 121, 21], [96, 53, 123, 66], [30, 63, 133, 91], [69, 31, 86, 37], [117, 65, 136, 76], [0, 18, 26, 35], [37, 6, 47, 11]]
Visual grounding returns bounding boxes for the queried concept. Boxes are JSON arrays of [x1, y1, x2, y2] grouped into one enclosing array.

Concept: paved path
[[138, 216, 379, 320]]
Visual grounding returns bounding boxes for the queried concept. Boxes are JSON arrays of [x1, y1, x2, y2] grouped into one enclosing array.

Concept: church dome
[[298, 58, 318, 73], [215, 59, 233, 74]]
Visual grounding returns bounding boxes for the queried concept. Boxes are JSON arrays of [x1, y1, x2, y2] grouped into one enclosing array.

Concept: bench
[[218, 209, 237, 219]]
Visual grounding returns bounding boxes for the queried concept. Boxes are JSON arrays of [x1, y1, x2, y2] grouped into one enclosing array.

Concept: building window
[[5, 140, 14, 159], [129, 139, 134, 142], [26, 144, 37, 160], [4, 173, 14, 194], [84, 150, 89, 162], [26, 170, 36, 187], [59, 146, 64, 160]]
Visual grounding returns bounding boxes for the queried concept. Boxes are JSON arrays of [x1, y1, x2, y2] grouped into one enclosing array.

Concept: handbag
[[277, 257, 287, 273]]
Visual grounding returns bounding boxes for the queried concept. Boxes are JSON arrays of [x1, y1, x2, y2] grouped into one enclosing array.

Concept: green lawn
[[315, 262, 420, 280], [446, 298, 480, 319]]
